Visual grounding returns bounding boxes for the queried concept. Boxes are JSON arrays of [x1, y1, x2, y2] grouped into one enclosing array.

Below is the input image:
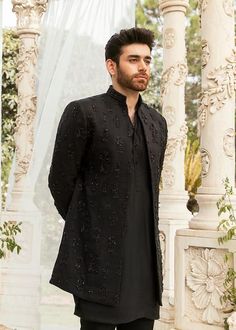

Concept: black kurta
[[73, 100, 159, 324]]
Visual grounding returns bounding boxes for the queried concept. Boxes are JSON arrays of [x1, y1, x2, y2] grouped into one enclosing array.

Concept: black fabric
[[80, 317, 154, 330], [49, 86, 168, 307], [73, 107, 159, 323]]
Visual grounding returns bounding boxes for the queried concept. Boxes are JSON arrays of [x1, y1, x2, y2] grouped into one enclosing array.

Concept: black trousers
[[80, 318, 154, 330]]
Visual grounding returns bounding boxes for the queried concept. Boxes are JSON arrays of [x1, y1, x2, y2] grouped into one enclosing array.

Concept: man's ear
[[106, 59, 117, 76]]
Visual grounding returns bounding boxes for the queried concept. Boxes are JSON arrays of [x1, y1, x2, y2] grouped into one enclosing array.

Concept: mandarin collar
[[106, 85, 143, 109]]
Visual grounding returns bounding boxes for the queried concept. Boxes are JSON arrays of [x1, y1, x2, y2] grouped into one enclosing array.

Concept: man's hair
[[105, 27, 155, 64]]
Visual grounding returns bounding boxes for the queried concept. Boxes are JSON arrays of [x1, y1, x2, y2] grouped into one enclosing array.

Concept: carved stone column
[[189, 0, 236, 230], [157, 1, 191, 329], [174, 1, 236, 329], [0, 1, 48, 329], [7, 0, 48, 211]]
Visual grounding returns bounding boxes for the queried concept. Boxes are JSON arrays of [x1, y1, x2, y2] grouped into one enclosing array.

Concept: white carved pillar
[[0, 1, 48, 329], [174, 1, 236, 329], [157, 1, 191, 329], [7, 0, 48, 211], [189, 0, 236, 230]]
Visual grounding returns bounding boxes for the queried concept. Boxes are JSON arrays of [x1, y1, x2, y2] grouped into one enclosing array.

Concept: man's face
[[110, 43, 152, 92]]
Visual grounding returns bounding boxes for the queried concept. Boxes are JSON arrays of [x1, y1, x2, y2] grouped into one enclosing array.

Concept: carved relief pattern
[[165, 137, 179, 162], [186, 248, 228, 325], [16, 39, 38, 85], [165, 122, 188, 162], [160, 66, 175, 103], [227, 48, 236, 72], [163, 28, 176, 49], [202, 39, 210, 68], [163, 106, 175, 126], [160, 30, 187, 188], [198, 0, 208, 13], [162, 165, 175, 188], [198, 49, 236, 130], [159, 231, 166, 277], [175, 63, 188, 86], [14, 95, 36, 182], [12, 2, 47, 184], [223, 0, 234, 17], [179, 122, 188, 150], [223, 128, 235, 158], [200, 148, 210, 177], [160, 62, 187, 104], [161, 121, 187, 189], [12, 0, 48, 31]]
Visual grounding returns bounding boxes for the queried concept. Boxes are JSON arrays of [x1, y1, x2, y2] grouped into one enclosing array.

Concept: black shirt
[[73, 96, 159, 324]]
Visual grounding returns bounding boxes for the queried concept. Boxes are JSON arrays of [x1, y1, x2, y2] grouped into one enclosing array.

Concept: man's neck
[[112, 83, 139, 112]]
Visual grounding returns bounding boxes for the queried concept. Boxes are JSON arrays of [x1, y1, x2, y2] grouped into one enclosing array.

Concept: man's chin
[[130, 83, 148, 92], [133, 86, 148, 92]]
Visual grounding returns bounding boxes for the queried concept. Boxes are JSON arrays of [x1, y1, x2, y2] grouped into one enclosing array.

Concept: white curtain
[[27, 0, 136, 220], [25, 1, 136, 327], [30, 0, 136, 187]]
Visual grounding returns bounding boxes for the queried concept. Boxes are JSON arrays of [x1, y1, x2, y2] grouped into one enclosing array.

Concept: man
[[48, 27, 168, 330]]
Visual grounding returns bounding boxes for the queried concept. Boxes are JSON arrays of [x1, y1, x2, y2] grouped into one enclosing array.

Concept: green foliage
[[217, 177, 236, 244], [2, 29, 19, 209], [217, 178, 236, 329], [135, 0, 162, 40], [185, 0, 201, 142], [222, 265, 236, 330], [186, 0, 201, 78], [0, 221, 22, 259], [221, 267, 236, 311], [184, 138, 201, 214], [185, 138, 201, 194]]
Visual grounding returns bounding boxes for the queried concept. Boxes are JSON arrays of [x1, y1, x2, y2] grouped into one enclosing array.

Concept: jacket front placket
[[138, 106, 163, 304]]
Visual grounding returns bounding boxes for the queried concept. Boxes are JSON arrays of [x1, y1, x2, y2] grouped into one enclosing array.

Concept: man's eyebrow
[[127, 55, 152, 60]]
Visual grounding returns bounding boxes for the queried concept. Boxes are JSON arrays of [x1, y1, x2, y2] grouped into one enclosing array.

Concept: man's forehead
[[120, 43, 151, 56]]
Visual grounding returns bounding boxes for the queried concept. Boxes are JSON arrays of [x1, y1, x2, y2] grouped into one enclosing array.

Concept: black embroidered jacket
[[48, 86, 168, 307]]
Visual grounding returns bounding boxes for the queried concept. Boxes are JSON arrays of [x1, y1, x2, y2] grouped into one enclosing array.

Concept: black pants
[[80, 318, 154, 330]]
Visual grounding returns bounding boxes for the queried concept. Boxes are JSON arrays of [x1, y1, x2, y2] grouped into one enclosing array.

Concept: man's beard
[[116, 66, 149, 92]]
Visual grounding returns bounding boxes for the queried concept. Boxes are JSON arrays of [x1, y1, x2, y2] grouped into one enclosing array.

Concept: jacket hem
[[49, 277, 121, 307]]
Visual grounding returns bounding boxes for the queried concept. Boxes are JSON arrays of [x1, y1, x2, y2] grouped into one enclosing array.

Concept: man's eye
[[145, 59, 151, 65], [129, 58, 137, 62]]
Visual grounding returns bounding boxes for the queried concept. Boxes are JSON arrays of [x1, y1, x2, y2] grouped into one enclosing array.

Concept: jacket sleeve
[[48, 101, 88, 220]]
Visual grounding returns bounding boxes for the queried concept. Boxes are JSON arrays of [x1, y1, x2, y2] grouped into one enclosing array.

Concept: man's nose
[[138, 60, 147, 71]]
